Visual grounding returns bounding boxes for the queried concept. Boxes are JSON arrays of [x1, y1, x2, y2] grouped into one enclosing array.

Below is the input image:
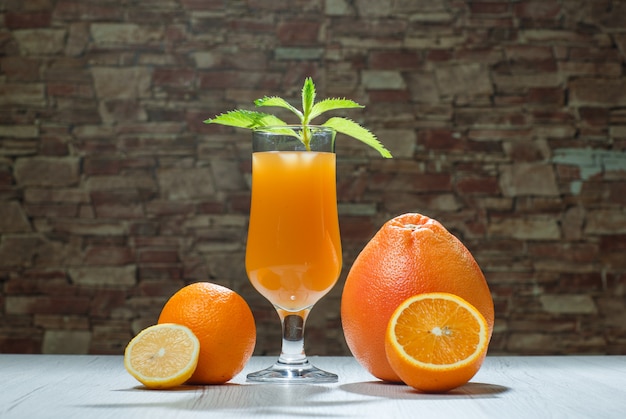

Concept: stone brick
[[5, 11, 52, 29], [274, 47, 325, 61], [68, 266, 137, 288], [503, 139, 549, 161], [42, 330, 91, 354], [179, 0, 226, 10], [488, 216, 561, 240], [47, 82, 94, 99], [339, 216, 377, 243], [0, 83, 46, 106], [529, 242, 598, 265], [526, 87, 564, 106], [561, 206, 585, 240], [14, 157, 80, 187], [90, 290, 127, 318], [499, 163, 559, 197], [153, 68, 196, 88], [198, 71, 283, 90], [99, 100, 148, 124], [91, 67, 152, 100], [456, 176, 501, 195], [13, 29, 66, 55], [383, 192, 462, 214], [90, 23, 163, 45], [384, 172, 452, 192], [325, 0, 353, 16], [138, 249, 179, 264], [4, 270, 71, 295], [0, 57, 42, 81], [504, 45, 554, 61], [367, 89, 411, 104], [369, 50, 422, 70], [24, 188, 89, 204], [0, 0, 624, 357], [85, 246, 134, 266], [157, 168, 215, 200], [569, 78, 626, 106], [0, 235, 42, 267], [393, 0, 445, 13], [354, 0, 392, 17], [85, 174, 157, 191], [65, 22, 90, 56], [585, 210, 626, 235], [94, 203, 145, 219], [418, 129, 464, 151], [0, 201, 32, 233], [277, 21, 321, 45], [52, 0, 123, 21], [406, 72, 440, 103], [469, 2, 509, 15], [456, 108, 530, 127], [361, 70, 406, 90], [6, 296, 91, 315], [138, 266, 184, 283], [24, 203, 78, 218], [514, 1, 561, 19], [374, 129, 415, 158], [145, 200, 196, 217], [435, 63, 493, 98], [493, 73, 561, 91], [34, 315, 90, 330], [507, 333, 557, 353], [210, 159, 245, 191], [558, 61, 622, 78], [540, 294, 597, 314], [47, 220, 128, 236]]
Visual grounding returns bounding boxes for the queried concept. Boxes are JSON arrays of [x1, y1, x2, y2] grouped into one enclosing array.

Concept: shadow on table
[[82, 383, 377, 417], [340, 381, 510, 400]]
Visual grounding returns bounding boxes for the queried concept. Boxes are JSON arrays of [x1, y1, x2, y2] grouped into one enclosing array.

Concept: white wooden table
[[1, 355, 625, 418]]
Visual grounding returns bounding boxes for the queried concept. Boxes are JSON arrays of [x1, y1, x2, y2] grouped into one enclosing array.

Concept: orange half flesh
[[385, 292, 489, 392]]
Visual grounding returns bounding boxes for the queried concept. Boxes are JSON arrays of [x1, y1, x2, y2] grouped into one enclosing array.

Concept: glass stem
[[276, 307, 311, 365]]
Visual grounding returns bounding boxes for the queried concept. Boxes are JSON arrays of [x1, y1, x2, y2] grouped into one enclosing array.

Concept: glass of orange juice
[[245, 125, 342, 383]]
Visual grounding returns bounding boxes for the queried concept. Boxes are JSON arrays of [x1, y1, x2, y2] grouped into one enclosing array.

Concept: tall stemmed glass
[[245, 125, 342, 383]]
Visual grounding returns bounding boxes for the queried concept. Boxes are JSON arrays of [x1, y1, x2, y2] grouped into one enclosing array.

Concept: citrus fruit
[[157, 282, 256, 384], [124, 323, 200, 389], [385, 292, 490, 393], [341, 212, 494, 382]]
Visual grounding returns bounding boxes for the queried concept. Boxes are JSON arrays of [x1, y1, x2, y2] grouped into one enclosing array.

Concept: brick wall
[[1, 0, 625, 356]]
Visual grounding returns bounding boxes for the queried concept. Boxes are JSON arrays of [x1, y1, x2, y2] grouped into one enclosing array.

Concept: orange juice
[[246, 151, 342, 311]]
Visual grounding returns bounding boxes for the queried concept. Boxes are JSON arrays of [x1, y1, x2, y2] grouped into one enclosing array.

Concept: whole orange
[[341, 213, 494, 382], [158, 282, 256, 384]]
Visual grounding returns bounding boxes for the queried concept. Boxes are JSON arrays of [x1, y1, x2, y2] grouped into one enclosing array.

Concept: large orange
[[158, 282, 256, 384], [341, 213, 494, 382]]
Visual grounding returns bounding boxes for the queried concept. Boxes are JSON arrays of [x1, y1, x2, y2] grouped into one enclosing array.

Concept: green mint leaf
[[323, 117, 392, 158], [204, 77, 393, 158], [205, 110, 287, 129], [309, 98, 364, 121], [301, 77, 316, 123], [254, 96, 303, 120]]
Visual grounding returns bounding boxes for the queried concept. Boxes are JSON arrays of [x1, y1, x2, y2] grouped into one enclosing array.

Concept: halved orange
[[124, 323, 200, 389], [385, 292, 490, 393]]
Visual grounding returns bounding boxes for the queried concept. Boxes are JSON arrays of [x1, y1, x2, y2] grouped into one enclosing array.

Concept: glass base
[[246, 359, 338, 383]]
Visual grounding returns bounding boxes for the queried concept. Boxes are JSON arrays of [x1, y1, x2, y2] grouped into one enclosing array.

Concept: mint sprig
[[204, 77, 392, 158]]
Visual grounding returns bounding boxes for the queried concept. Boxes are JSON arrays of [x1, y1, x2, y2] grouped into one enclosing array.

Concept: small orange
[[158, 282, 256, 384], [385, 292, 489, 393], [341, 213, 494, 382], [124, 323, 200, 389]]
